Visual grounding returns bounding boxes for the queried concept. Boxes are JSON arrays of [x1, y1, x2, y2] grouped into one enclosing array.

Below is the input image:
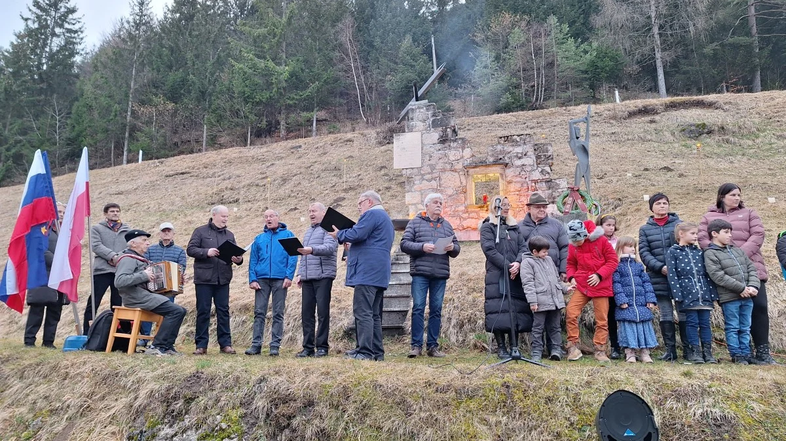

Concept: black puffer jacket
[[400, 213, 461, 278], [187, 219, 243, 285], [480, 216, 532, 333], [638, 213, 681, 298]]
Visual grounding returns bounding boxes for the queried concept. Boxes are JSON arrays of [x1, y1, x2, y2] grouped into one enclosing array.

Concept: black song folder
[[278, 237, 304, 256], [217, 240, 246, 264], [320, 207, 356, 232]]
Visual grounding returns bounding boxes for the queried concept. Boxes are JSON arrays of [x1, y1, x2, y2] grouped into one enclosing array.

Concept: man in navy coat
[[329, 190, 394, 360]]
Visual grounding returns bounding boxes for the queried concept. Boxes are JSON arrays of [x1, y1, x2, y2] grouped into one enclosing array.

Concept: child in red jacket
[[565, 219, 619, 362]]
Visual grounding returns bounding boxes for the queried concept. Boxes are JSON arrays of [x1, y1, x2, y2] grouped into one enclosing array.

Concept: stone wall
[[399, 102, 567, 241]]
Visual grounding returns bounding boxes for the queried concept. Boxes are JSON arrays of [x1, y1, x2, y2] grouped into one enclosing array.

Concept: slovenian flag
[[49, 147, 90, 303], [0, 150, 58, 313]]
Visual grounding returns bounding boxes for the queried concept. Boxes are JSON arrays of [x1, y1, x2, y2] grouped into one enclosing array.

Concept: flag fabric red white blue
[[49, 147, 90, 303], [0, 150, 58, 313]]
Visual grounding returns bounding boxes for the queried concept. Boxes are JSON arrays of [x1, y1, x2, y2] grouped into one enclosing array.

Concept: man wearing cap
[[187, 205, 244, 355], [145, 222, 188, 299], [115, 230, 188, 356], [137, 222, 188, 344], [84, 203, 130, 334], [518, 193, 569, 280]]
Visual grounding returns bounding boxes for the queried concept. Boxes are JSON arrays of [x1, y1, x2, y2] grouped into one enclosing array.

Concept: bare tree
[[121, 0, 154, 165], [338, 16, 368, 124]]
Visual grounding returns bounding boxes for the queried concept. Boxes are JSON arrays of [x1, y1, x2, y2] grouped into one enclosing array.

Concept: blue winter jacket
[[145, 241, 187, 274], [665, 244, 718, 311], [337, 206, 395, 288], [249, 223, 298, 282], [612, 255, 658, 322]]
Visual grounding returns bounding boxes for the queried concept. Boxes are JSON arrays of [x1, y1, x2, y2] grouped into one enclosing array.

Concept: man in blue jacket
[[138, 221, 188, 345], [329, 190, 394, 361], [246, 209, 298, 356]]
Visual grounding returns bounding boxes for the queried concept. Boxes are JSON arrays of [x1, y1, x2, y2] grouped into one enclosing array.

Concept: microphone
[[493, 197, 502, 210]]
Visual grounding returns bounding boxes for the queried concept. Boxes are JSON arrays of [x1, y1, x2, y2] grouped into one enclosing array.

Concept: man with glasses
[[518, 193, 569, 280], [400, 193, 460, 358], [328, 191, 395, 361], [246, 209, 298, 356]]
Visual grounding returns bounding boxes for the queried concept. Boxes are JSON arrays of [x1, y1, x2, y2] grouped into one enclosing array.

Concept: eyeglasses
[[499, 203, 511, 208], [358, 198, 370, 207]]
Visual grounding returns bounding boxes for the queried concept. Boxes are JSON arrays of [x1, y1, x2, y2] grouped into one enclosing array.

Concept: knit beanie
[[648, 193, 669, 211]]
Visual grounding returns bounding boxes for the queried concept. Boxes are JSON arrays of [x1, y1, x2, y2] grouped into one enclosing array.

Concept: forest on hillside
[[0, 0, 784, 185]]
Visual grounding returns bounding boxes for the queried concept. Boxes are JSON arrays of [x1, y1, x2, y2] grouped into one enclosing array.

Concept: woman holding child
[[698, 183, 776, 364]]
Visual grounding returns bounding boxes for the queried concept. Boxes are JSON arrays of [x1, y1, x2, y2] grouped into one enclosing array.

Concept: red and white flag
[[49, 147, 90, 302]]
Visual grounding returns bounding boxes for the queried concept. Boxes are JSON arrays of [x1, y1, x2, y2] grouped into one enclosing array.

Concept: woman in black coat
[[637, 193, 684, 361], [480, 196, 532, 359]]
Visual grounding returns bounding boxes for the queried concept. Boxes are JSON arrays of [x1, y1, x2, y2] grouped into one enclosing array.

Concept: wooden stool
[[106, 306, 164, 354]]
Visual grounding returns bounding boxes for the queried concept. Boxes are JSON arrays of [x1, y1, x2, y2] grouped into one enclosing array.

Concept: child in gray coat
[[521, 236, 571, 362]]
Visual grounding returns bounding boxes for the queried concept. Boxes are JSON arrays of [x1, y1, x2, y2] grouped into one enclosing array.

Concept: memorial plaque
[[393, 132, 422, 169]]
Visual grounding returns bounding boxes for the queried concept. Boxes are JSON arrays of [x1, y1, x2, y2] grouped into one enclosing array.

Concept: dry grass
[[1, 92, 786, 439], [2, 344, 786, 440]]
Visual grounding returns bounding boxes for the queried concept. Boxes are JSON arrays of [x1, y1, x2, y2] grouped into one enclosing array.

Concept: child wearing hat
[[564, 219, 619, 362]]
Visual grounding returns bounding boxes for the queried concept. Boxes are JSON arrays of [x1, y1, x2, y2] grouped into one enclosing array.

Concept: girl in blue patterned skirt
[[612, 237, 659, 363]]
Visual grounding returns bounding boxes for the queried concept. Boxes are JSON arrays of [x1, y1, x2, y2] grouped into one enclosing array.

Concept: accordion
[[147, 261, 183, 295]]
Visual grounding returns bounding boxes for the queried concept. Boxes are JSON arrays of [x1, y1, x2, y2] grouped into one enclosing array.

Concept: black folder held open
[[320, 207, 356, 232], [217, 240, 246, 264], [278, 237, 304, 256]]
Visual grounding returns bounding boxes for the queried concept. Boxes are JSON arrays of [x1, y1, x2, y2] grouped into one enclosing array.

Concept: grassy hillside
[[1, 92, 786, 440]]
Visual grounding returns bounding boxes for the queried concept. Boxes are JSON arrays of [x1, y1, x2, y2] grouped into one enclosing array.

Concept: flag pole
[[87, 214, 95, 334]]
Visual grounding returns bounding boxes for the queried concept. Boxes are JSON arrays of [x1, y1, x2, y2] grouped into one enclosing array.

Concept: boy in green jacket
[[703, 219, 761, 365]]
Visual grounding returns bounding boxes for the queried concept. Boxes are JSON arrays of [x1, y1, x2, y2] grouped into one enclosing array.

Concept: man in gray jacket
[[295, 202, 338, 358], [84, 203, 130, 333], [400, 193, 460, 358], [115, 230, 187, 356]]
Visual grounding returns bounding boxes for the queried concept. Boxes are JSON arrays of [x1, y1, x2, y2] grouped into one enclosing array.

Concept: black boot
[[702, 342, 717, 364], [687, 344, 705, 364], [610, 346, 621, 360], [659, 321, 678, 361], [678, 321, 690, 361], [755, 344, 778, 365], [495, 332, 510, 359]]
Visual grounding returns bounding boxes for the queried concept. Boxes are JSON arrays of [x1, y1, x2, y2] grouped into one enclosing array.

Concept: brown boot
[[594, 345, 610, 363], [566, 342, 582, 361], [624, 348, 637, 363], [640, 348, 653, 363]]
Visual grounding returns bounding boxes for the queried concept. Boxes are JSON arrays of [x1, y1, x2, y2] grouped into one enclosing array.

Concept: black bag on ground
[[85, 309, 133, 352]]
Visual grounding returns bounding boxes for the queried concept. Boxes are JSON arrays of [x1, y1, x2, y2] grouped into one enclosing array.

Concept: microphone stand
[[490, 202, 548, 368]]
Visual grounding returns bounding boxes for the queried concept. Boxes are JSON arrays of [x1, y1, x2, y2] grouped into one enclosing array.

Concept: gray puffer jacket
[[520, 255, 568, 311], [704, 244, 760, 304], [91, 221, 131, 275], [400, 213, 460, 279], [298, 224, 338, 281]]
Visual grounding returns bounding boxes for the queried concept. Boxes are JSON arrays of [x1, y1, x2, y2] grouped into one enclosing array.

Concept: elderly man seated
[[115, 229, 188, 356]]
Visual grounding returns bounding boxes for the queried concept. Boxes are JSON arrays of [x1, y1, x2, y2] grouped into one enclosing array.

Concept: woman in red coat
[[565, 219, 619, 362]]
